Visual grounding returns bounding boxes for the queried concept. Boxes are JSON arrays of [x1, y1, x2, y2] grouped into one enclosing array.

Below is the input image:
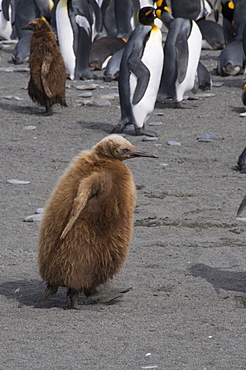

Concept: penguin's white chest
[[56, 0, 76, 80], [175, 21, 202, 102], [131, 26, 163, 128], [0, 3, 12, 40]]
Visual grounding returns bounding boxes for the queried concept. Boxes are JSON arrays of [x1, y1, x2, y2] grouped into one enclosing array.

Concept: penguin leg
[[40, 284, 58, 302], [110, 123, 125, 133], [134, 126, 159, 137], [66, 288, 79, 309], [44, 105, 53, 116]]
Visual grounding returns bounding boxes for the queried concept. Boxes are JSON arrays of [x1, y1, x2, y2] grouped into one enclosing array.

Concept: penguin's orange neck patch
[[243, 83, 246, 90], [152, 24, 159, 31]]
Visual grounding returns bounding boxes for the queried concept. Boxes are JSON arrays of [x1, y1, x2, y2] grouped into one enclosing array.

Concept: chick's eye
[[122, 148, 129, 154]]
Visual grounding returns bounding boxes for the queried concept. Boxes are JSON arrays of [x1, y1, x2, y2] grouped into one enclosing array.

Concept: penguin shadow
[[0, 101, 47, 115], [231, 106, 245, 114], [0, 279, 130, 310], [188, 263, 246, 296], [78, 120, 121, 135]]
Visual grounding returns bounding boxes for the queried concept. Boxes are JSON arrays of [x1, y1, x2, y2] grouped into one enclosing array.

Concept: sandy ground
[[1, 41, 246, 370]]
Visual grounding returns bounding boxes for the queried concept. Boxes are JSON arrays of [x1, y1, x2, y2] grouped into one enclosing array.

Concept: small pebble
[[76, 83, 99, 90], [24, 214, 43, 222], [159, 163, 168, 166], [35, 208, 44, 214], [212, 81, 224, 87], [0, 67, 15, 72], [78, 92, 92, 98], [197, 134, 219, 142], [15, 288, 21, 293], [194, 93, 215, 98], [142, 137, 159, 141], [88, 99, 111, 107], [98, 94, 118, 100], [153, 112, 163, 116], [7, 179, 30, 185], [23, 125, 36, 131], [16, 67, 29, 72], [167, 140, 181, 146], [236, 217, 246, 222], [148, 121, 162, 126], [2, 95, 24, 100]]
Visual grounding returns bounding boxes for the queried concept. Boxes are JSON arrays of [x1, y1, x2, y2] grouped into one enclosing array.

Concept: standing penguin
[[38, 135, 157, 309], [56, 0, 96, 80], [24, 18, 67, 114], [155, 0, 202, 107], [111, 6, 163, 136]]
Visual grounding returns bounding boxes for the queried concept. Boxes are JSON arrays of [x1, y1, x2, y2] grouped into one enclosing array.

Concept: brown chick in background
[[23, 18, 67, 115]]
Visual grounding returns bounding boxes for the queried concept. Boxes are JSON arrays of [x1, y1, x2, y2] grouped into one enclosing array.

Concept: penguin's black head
[[137, 6, 156, 26], [220, 1, 234, 22], [154, 0, 171, 20]]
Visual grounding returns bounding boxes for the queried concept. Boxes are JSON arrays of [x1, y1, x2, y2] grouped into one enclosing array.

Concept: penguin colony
[[38, 135, 157, 309], [2, 0, 246, 307], [2, 0, 246, 111], [23, 18, 67, 114]]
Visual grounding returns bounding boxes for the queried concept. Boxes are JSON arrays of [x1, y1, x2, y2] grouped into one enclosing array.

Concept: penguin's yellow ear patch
[[164, 6, 171, 13], [243, 83, 246, 90], [122, 38, 127, 43], [40, 16, 46, 20], [228, 1, 234, 9], [156, 9, 162, 19]]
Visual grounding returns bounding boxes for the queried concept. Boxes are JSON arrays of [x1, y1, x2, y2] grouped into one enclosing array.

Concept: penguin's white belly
[[56, 2, 76, 80], [175, 21, 202, 102], [131, 27, 163, 128], [0, 5, 12, 40]]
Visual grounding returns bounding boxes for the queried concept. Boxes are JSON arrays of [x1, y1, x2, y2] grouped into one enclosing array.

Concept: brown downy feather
[[38, 135, 157, 308], [26, 18, 67, 114]]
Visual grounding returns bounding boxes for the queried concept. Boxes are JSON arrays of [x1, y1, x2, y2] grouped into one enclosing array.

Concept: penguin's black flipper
[[2, 0, 11, 21], [176, 22, 190, 84], [127, 57, 150, 105]]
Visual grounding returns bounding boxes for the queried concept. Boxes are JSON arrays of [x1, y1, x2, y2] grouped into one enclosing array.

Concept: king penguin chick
[[38, 135, 157, 309], [23, 18, 67, 115], [110, 6, 163, 137], [155, 0, 202, 108]]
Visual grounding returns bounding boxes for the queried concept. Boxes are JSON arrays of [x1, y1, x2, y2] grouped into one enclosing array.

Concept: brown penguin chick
[[23, 18, 67, 115], [38, 134, 157, 309]]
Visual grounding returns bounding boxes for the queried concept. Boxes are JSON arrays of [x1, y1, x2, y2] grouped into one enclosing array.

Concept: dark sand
[[1, 42, 246, 369]]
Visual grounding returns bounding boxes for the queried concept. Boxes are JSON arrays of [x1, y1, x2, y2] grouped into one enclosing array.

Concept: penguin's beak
[[21, 24, 31, 30], [129, 150, 158, 158]]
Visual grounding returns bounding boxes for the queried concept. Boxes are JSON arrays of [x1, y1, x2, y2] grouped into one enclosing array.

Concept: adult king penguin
[[56, 0, 96, 80], [111, 6, 163, 136], [155, 0, 202, 108]]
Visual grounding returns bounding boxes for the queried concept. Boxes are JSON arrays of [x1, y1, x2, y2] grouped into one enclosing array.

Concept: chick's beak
[[20, 24, 31, 30], [129, 150, 158, 158]]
